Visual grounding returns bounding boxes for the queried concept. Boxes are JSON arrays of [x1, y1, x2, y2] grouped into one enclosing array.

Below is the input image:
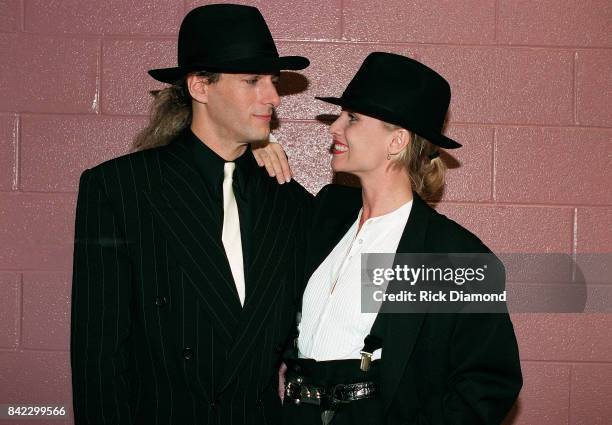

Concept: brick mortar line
[[19, 0, 25, 32], [0, 190, 76, 195], [339, 0, 345, 40], [0, 270, 72, 274], [14, 111, 607, 131], [572, 208, 578, 282], [493, 0, 498, 44], [12, 114, 19, 191], [7, 114, 610, 131], [519, 359, 612, 365], [275, 39, 612, 51], [573, 51, 578, 125], [17, 273, 22, 349], [0, 190, 610, 209], [93, 40, 102, 114], [8, 32, 612, 51], [438, 201, 611, 208], [568, 364, 573, 424], [492, 127, 497, 202], [507, 283, 612, 287], [0, 347, 69, 353]]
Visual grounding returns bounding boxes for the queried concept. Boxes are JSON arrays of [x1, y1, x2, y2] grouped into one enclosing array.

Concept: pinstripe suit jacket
[[70, 133, 312, 425]]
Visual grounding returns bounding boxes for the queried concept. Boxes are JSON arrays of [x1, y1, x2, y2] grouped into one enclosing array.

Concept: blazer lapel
[[380, 194, 431, 411], [289, 186, 432, 410], [144, 139, 242, 344], [217, 175, 304, 392], [307, 187, 362, 281]]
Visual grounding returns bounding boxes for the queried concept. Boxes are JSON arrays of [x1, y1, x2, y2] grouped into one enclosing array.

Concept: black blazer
[[70, 134, 312, 425], [304, 184, 522, 425]]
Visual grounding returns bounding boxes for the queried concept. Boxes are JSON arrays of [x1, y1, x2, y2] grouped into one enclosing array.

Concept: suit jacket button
[[154, 296, 167, 307], [210, 400, 219, 409], [183, 347, 193, 360]]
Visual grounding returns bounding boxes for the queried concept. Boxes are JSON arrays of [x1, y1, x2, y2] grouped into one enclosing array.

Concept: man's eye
[[245, 78, 259, 85]]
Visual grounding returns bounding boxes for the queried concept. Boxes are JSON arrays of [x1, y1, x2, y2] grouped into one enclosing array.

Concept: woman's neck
[[358, 169, 413, 229]]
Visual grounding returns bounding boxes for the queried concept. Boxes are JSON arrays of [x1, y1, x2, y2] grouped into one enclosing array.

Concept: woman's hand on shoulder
[[252, 134, 293, 185]]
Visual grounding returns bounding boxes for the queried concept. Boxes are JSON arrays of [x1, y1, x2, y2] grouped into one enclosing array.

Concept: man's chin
[[243, 131, 271, 144]]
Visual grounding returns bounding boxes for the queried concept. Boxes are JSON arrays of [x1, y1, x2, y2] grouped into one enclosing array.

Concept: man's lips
[[331, 140, 348, 155], [253, 114, 272, 122]]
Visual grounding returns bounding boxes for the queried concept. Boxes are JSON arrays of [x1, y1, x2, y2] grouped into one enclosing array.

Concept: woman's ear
[[186, 74, 211, 104], [388, 128, 411, 155]]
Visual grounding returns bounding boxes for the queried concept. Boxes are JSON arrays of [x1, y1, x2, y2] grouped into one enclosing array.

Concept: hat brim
[[149, 55, 309, 84], [316, 96, 462, 149]]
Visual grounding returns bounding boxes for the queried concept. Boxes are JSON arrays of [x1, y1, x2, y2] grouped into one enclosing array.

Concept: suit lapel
[[380, 194, 431, 411], [218, 176, 303, 392], [144, 139, 242, 344]]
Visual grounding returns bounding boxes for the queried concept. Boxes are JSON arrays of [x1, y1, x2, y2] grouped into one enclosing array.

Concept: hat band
[[338, 96, 443, 133], [180, 42, 278, 67]]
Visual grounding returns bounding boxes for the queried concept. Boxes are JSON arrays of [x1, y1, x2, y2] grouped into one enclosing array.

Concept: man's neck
[[190, 123, 247, 162]]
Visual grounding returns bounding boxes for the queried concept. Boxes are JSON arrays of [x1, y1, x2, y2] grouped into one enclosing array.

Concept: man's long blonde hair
[[132, 72, 220, 151]]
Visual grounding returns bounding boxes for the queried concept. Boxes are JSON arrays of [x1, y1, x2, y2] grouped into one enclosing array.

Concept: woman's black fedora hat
[[317, 52, 461, 149], [148, 4, 309, 84]]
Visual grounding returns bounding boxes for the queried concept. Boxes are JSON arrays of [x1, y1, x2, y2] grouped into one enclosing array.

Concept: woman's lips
[[331, 141, 348, 155]]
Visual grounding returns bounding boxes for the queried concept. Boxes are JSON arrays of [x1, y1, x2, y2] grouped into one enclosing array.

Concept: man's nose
[[262, 78, 281, 108]]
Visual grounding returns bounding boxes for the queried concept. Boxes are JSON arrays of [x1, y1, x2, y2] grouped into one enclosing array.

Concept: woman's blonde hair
[[132, 71, 220, 151], [385, 123, 447, 200]]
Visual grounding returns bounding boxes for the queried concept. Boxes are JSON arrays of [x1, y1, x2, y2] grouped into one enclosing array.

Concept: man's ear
[[388, 128, 411, 156], [186, 74, 211, 104]]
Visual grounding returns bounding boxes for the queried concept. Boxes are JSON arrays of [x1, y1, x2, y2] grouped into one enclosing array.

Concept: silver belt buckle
[[321, 409, 335, 425]]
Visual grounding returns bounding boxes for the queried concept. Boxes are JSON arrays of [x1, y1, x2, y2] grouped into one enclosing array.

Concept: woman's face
[[329, 110, 393, 177]]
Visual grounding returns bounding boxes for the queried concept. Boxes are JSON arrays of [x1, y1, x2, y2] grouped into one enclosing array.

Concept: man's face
[[204, 73, 281, 143]]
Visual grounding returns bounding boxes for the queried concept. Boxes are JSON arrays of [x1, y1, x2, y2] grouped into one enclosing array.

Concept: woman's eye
[[348, 113, 357, 122]]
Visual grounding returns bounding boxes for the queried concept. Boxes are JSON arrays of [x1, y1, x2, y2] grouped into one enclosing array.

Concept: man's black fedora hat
[[148, 4, 309, 84], [316, 52, 461, 149]]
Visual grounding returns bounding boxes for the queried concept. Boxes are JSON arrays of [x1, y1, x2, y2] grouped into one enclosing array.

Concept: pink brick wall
[[0, 1, 610, 423]]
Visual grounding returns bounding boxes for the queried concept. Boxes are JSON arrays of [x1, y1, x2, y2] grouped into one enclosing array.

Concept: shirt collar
[[184, 128, 257, 198]]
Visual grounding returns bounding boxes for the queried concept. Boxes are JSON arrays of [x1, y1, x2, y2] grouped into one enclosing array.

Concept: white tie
[[222, 162, 245, 306]]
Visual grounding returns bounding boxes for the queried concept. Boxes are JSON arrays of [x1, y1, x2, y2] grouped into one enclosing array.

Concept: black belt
[[285, 375, 377, 407]]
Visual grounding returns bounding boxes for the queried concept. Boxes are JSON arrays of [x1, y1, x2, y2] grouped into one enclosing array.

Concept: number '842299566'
[[6, 405, 66, 416]]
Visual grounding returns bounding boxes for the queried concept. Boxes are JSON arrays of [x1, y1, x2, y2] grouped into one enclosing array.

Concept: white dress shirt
[[298, 200, 413, 361]]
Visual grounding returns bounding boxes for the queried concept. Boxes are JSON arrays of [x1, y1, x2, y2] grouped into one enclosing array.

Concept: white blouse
[[298, 200, 413, 361]]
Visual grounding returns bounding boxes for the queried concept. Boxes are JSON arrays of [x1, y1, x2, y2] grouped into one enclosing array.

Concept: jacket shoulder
[[283, 178, 314, 206], [315, 184, 361, 205], [425, 205, 491, 254], [77, 145, 171, 198]]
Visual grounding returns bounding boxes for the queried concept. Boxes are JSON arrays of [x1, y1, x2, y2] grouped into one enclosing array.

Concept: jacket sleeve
[[443, 313, 523, 425], [70, 168, 134, 424], [406, 252, 522, 425]]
